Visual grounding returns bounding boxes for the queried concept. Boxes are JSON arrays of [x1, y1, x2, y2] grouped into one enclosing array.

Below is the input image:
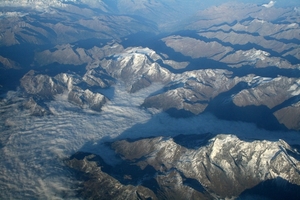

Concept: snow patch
[[287, 23, 298, 28], [0, 11, 28, 18], [252, 19, 266, 24], [114, 47, 157, 61], [262, 1, 276, 8], [249, 76, 273, 87], [243, 49, 270, 62], [288, 79, 300, 96]]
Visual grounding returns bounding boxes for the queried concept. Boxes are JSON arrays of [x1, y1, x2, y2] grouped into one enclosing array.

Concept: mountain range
[[0, 0, 300, 199]]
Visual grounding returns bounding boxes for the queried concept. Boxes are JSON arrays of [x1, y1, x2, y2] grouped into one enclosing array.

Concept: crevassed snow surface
[[0, 82, 300, 199]]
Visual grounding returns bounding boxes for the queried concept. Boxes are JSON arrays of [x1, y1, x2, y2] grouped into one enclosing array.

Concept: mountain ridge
[[67, 133, 300, 199], [0, 1, 300, 199]]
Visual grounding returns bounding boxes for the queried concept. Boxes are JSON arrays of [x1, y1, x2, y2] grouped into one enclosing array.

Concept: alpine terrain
[[0, 0, 300, 199]]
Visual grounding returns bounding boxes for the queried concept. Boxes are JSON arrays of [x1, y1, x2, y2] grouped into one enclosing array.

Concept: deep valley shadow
[[173, 133, 215, 149], [204, 82, 288, 131], [69, 150, 161, 194], [238, 177, 300, 200], [165, 108, 195, 118]]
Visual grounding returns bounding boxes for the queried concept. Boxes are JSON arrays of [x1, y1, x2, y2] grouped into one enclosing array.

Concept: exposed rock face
[[0, 56, 20, 69], [17, 37, 300, 130], [23, 97, 52, 116], [162, 35, 233, 60], [160, 3, 300, 70], [34, 45, 175, 92], [1, 1, 300, 199], [99, 47, 172, 92], [220, 49, 297, 69], [0, 0, 73, 9], [142, 69, 247, 114], [1, 0, 298, 129], [20, 70, 65, 98], [0, 3, 156, 47], [187, 2, 300, 32], [233, 77, 300, 109], [67, 153, 158, 200], [22, 39, 300, 129], [34, 43, 125, 67], [67, 134, 300, 199], [162, 35, 299, 70], [20, 70, 108, 111], [230, 77, 300, 130], [274, 103, 300, 130]]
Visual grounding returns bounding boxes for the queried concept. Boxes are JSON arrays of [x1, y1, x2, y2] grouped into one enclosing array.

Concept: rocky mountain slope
[[0, 1, 156, 47], [20, 70, 109, 113], [13, 39, 300, 130], [67, 134, 300, 199], [0, 1, 300, 199]]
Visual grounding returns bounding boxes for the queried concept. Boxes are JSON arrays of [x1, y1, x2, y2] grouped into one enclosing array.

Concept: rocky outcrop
[[0, 56, 20, 69], [162, 36, 233, 60], [67, 153, 158, 200], [20, 70, 108, 111], [1, 1, 300, 200], [35, 43, 124, 67], [231, 76, 300, 130], [233, 76, 300, 109], [160, 3, 300, 70], [220, 49, 298, 69], [22, 97, 52, 116], [274, 102, 300, 130], [68, 134, 300, 199], [99, 47, 172, 92], [142, 69, 247, 115], [0, 3, 156, 47], [162, 35, 299, 70]]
